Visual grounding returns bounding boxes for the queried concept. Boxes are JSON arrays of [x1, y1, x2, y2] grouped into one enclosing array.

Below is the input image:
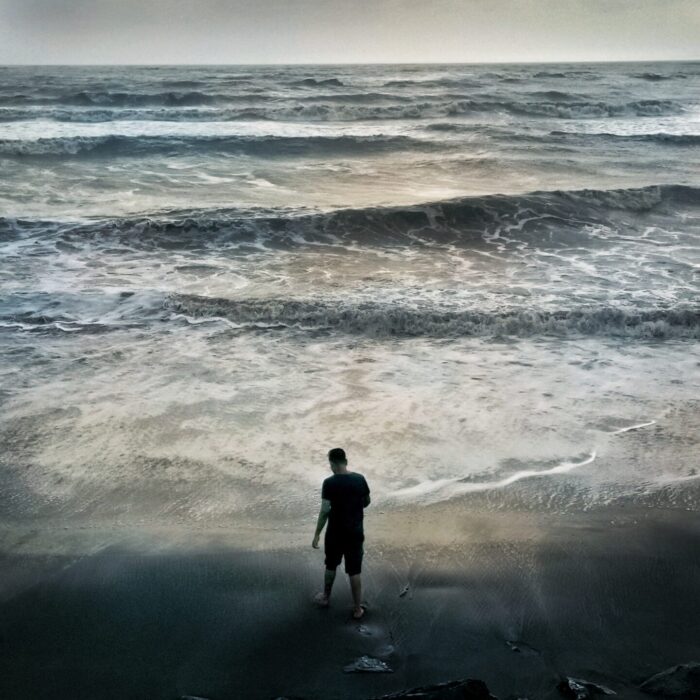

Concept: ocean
[[1, 62, 699, 527]]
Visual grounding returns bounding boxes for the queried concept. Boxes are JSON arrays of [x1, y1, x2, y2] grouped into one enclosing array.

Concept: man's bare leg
[[315, 568, 336, 606], [350, 574, 364, 618]]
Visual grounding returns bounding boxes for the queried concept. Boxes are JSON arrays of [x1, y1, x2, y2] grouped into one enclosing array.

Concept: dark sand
[[1, 504, 699, 700]]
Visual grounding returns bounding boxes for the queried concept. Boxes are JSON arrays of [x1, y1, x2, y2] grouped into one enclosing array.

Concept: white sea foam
[[391, 452, 597, 501], [610, 421, 657, 435]]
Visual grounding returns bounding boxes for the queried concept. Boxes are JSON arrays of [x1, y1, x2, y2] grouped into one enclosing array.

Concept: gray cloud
[[0, 0, 698, 64]]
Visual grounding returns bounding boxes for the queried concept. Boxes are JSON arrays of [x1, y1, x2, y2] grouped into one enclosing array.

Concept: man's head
[[328, 447, 347, 473]]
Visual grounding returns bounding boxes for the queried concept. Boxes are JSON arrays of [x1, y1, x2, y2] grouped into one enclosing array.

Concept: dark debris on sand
[[274, 678, 497, 700], [370, 678, 497, 699], [557, 676, 616, 698], [639, 662, 700, 697], [344, 655, 394, 673]]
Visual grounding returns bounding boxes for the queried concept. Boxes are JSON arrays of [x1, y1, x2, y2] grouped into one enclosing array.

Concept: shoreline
[[1, 503, 698, 699]]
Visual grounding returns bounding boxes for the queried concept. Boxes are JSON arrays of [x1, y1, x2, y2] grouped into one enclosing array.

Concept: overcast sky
[[1, 0, 698, 65]]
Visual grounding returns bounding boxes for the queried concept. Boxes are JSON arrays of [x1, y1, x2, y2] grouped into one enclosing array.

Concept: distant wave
[[159, 80, 209, 89], [0, 90, 227, 108], [382, 78, 483, 89], [290, 77, 345, 87], [550, 131, 700, 146], [633, 72, 686, 82], [0, 82, 348, 108], [424, 122, 473, 132], [0, 107, 243, 123], [6, 125, 694, 159], [166, 295, 700, 339], [295, 91, 413, 104], [0, 97, 685, 122], [503, 98, 683, 119], [526, 89, 583, 101], [533, 70, 597, 79], [532, 71, 568, 79], [0, 133, 430, 158]]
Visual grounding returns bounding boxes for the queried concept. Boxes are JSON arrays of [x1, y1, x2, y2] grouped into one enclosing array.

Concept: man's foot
[[352, 605, 365, 619], [314, 592, 330, 607]]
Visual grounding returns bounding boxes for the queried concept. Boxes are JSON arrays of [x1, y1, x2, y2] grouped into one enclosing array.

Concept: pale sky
[[0, 0, 698, 65]]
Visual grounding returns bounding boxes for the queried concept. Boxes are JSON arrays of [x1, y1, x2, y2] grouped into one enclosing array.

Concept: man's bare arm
[[312, 499, 332, 548]]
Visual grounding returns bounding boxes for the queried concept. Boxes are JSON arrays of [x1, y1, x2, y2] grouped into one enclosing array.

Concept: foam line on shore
[[610, 420, 657, 434], [392, 451, 597, 500], [655, 471, 700, 485]]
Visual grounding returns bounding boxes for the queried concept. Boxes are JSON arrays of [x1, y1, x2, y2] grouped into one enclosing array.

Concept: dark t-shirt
[[322, 472, 370, 537]]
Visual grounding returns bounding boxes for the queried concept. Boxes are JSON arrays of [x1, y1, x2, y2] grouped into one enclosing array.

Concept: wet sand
[[1, 501, 699, 700]]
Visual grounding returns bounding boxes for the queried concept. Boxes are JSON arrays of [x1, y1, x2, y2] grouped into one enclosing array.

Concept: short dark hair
[[328, 447, 347, 464]]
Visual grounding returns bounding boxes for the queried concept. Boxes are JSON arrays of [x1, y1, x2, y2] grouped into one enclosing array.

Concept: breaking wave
[[7, 293, 697, 340], [2, 184, 697, 250], [166, 295, 700, 339]]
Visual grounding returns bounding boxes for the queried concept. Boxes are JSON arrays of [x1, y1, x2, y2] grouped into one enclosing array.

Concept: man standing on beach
[[312, 448, 370, 619]]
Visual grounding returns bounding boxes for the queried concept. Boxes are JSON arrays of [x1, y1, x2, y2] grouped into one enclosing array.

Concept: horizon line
[[2, 58, 700, 68]]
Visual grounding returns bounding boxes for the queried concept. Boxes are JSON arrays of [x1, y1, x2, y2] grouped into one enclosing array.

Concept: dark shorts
[[324, 531, 364, 576]]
